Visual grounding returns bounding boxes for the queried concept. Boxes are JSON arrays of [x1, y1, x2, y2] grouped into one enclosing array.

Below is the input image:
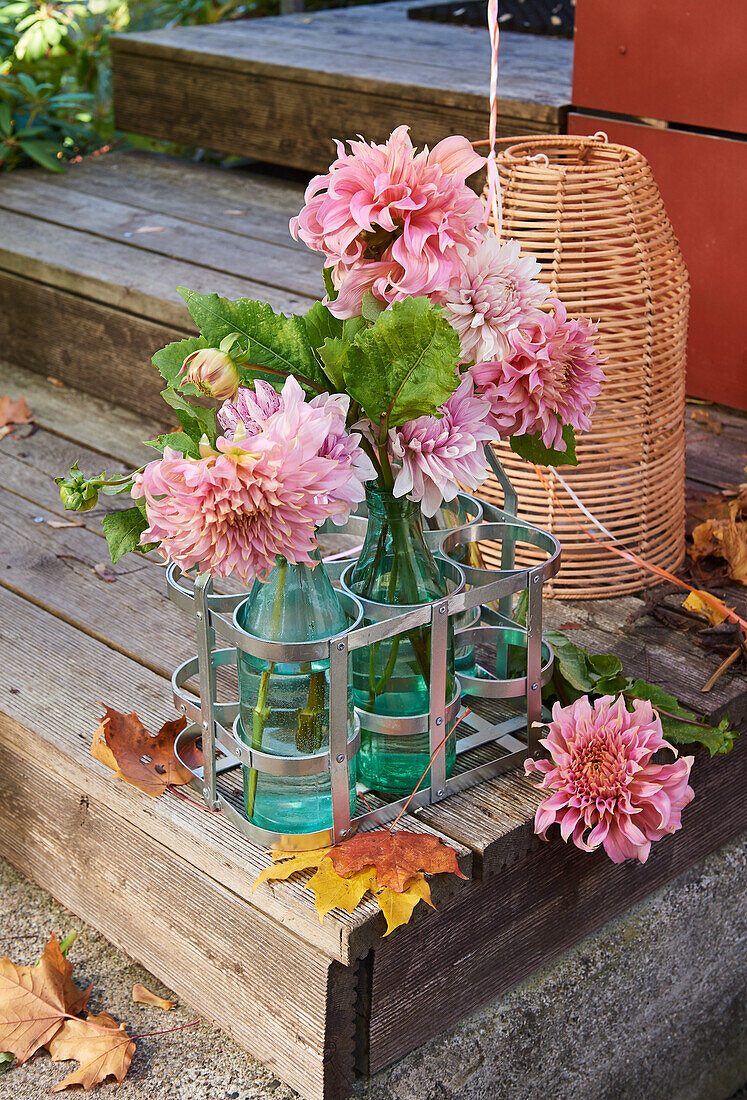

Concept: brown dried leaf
[[48, 1011, 134, 1092], [96, 705, 196, 797], [131, 983, 176, 1011], [92, 562, 117, 583], [0, 395, 33, 428], [48, 520, 85, 529], [40, 935, 91, 1018], [690, 502, 747, 586], [690, 408, 722, 434], [0, 953, 68, 1064], [327, 830, 467, 893]]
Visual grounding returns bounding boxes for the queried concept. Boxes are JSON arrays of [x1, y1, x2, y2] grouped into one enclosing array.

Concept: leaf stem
[[246, 558, 287, 817]]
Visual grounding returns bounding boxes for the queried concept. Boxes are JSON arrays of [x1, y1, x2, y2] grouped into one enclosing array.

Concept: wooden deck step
[[0, 150, 318, 420], [110, 0, 572, 173], [0, 368, 745, 1098]]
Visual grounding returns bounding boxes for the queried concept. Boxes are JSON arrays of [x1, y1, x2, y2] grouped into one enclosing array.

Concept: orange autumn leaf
[[0, 395, 33, 428], [95, 705, 197, 798], [48, 1011, 135, 1092], [40, 934, 91, 1018], [0, 951, 69, 1064], [327, 830, 467, 893], [131, 983, 176, 1011]]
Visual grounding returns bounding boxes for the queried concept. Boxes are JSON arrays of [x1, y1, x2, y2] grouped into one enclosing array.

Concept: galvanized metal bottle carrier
[[168, 454, 561, 851]]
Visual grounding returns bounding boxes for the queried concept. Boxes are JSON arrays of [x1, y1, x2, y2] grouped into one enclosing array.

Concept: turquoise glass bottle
[[235, 552, 356, 834], [348, 484, 456, 795]]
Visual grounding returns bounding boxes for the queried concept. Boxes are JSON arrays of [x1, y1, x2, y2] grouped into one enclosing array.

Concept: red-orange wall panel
[[568, 115, 747, 410], [573, 0, 747, 135]]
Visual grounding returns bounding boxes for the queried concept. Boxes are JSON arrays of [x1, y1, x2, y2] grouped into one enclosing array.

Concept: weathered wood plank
[[364, 735, 747, 1073], [0, 360, 166, 467], [0, 176, 323, 300], [0, 270, 185, 418], [685, 403, 747, 492], [0, 731, 348, 1100]]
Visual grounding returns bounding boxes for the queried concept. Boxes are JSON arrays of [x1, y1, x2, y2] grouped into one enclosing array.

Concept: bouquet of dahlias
[[58, 126, 604, 588]]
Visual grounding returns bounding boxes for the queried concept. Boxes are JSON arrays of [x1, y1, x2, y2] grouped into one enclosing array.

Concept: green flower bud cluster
[[55, 462, 107, 512]]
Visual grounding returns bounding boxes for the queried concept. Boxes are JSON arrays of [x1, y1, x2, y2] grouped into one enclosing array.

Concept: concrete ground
[[0, 837, 745, 1100]]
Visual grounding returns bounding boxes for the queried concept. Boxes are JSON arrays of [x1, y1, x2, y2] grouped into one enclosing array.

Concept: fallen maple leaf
[[327, 830, 467, 892], [0, 953, 69, 1064], [377, 874, 435, 936], [48, 1011, 134, 1092], [307, 862, 377, 923], [40, 935, 91, 1018], [0, 395, 33, 428], [132, 983, 176, 1011], [253, 830, 466, 935], [93, 705, 196, 797], [689, 407, 722, 434], [682, 590, 729, 626]]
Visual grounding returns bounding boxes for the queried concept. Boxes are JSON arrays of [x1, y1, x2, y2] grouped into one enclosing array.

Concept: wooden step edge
[[109, 34, 564, 120]]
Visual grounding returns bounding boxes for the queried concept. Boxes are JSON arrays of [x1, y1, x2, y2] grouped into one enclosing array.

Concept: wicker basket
[[480, 134, 689, 599]]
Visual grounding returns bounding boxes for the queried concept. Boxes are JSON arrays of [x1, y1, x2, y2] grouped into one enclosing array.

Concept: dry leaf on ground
[[327, 830, 467, 892], [132, 983, 176, 1011], [48, 1011, 135, 1092], [93, 705, 196, 797], [253, 830, 465, 935], [689, 408, 722, 434], [682, 590, 729, 626], [40, 934, 91, 1018], [0, 395, 33, 428], [690, 501, 747, 586], [0, 951, 69, 1063]]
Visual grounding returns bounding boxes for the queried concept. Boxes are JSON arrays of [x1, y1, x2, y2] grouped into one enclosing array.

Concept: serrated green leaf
[[588, 653, 624, 678], [542, 630, 596, 694], [624, 680, 737, 756], [160, 389, 217, 448], [317, 337, 349, 390], [593, 673, 631, 695], [177, 288, 325, 393], [143, 431, 200, 458], [510, 425, 578, 467], [103, 507, 156, 564], [513, 589, 528, 627], [302, 300, 342, 353], [152, 335, 205, 393], [344, 298, 460, 430]]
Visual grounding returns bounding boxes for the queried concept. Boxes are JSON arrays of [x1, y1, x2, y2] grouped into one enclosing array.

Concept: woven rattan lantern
[[481, 133, 689, 598]]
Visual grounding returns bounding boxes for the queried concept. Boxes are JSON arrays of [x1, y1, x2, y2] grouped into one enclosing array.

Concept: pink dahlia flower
[[525, 695, 694, 864], [134, 377, 373, 583], [440, 235, 549, 364], [471, 299, 605, 450], [290, 126, 485, 318], [217, 379, 281, 438], [389, 376, 495, 517]]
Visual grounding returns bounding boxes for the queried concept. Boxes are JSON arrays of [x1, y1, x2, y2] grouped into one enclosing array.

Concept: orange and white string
[[484, 0, 502, 238]]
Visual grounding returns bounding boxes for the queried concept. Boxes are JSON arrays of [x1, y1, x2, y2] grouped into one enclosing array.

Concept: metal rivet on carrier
[[337, 641, 345, 650], [436, 788, 446, 798], [336, 753, 345, 763], [531, 682, 539, 691], [435, 716, 443, 726], [202, 787, 210, 800], [533, 575, 540, 584], [439, 605, 446, 614], [339, 829, 350, 839], [196, 610, 203, 619], [202, 720, 209, 731]]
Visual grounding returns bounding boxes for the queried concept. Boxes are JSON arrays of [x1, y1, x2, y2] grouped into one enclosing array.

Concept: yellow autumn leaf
[[376, 873, 435, 936], [251, 848, 331, 892], [307, 861, 377, 923], [682, 590, 728, 626]]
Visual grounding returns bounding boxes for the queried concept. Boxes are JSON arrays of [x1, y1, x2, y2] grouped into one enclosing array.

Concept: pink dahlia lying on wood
[[525, 695, 695, 864]]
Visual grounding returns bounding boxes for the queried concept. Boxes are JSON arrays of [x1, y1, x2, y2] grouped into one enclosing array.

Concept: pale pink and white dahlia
[[525, 695, 694, 864], [133, 376, 373, 583], [471, 299, 605, 450], [440, 235, 549, 364], [217, 379, 281, 438], [290, 126, 485, 319], [388, 376, 494, 517]]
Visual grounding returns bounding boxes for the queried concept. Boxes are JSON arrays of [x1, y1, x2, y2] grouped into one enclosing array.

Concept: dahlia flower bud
[[55, 463, 104, 512], [181, 348, 240, 400]]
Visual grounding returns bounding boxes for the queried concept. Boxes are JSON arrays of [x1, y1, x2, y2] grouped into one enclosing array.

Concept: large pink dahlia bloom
[[133, 377, 373, 583], [471, 299, 605, 450], [389, 376, 495, 517], [525, 695, 694, 864], [290, 126, 485, 318], [440, 235, 549, 364]]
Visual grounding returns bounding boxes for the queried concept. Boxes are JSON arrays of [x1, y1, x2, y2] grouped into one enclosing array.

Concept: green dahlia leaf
[[103, 508, 157, 564], [509, 424, 578, 467], [152, 335, 205, 393], [344, 297, 460, 430]]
